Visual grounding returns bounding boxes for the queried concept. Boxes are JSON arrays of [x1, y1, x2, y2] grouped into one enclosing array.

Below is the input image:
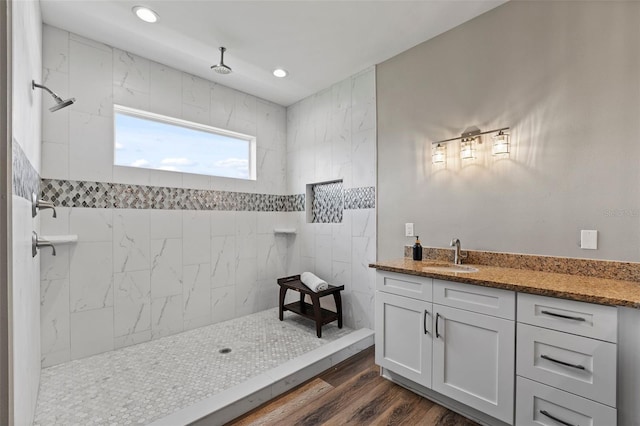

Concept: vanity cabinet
[[373, 262, 635, 425], [375, 272, 515, 425]]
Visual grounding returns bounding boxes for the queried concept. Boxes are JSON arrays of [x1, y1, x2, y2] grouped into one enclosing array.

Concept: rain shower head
[[49, 97, 75, 112], [32, 80, 76, 112], [211, 47, 232, 75]]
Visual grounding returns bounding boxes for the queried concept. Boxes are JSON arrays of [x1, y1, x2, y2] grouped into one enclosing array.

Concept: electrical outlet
[[580, 230, 598, 250], [405, 223, 414, 237]]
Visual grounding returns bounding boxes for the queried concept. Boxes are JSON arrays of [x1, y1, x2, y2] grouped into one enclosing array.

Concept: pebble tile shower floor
[[34, 308, 352, 425]]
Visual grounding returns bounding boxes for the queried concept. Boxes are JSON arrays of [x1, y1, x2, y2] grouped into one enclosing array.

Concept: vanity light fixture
[[132, 6, 159, 23], [460, 138, 476, 160], [432, 143, 446, 164], [492, 130, 510, 155], [431, 126, 510, 162], [273, 68, 288, 78]]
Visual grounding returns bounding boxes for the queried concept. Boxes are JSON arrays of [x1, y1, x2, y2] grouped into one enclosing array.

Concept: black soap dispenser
[[413, 236, 423, 261]]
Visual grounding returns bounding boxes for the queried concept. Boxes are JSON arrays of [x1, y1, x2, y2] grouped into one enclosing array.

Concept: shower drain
[[219, 348, 232, 354]]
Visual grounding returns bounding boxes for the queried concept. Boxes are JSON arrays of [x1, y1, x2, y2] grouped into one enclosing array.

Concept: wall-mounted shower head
[[211, 47, 232, 75], [32, 80, 76, 112], [50, 98, 75, 112]]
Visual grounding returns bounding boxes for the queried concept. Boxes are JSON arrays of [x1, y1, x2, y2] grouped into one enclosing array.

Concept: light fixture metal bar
[[432, 127, 509, 145]]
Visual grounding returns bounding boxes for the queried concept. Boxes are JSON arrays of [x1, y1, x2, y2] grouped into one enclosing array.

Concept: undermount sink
[[422, 264, 479, 274]]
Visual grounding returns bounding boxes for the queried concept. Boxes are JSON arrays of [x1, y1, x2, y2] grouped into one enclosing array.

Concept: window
[[114, 105, 256, 180]]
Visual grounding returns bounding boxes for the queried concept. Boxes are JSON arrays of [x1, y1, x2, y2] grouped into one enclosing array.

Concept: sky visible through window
[[114, 112, 251, 179]]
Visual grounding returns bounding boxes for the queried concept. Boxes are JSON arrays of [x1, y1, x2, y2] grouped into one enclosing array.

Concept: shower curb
[[149, 328, 374, 426]]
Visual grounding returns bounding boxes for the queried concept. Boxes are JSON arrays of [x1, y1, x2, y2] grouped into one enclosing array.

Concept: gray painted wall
[[377, 1, 640, 262]]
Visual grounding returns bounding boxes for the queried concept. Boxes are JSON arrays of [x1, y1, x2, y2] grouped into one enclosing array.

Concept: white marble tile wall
[[40, 25, 289, 366], [12, 1, 43, 424], [285, 68, 377, 330], [40, 208, 295, 366], [41, 24, 287, 195]]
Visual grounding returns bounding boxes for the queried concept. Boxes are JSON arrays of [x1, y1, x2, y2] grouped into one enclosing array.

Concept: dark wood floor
[[227, 347, 479, 426]]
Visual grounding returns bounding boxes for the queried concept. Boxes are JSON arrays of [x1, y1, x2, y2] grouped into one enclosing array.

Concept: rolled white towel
[[300, 272, 329, 292]]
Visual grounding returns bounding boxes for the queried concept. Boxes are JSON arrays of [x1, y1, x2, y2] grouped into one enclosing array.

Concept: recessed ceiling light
[[273, 68, 288, 78], [132, 6, 159, 23]]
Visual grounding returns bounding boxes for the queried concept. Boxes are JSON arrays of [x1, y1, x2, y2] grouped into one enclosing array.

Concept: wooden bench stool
[[277, 275, 344, 338]]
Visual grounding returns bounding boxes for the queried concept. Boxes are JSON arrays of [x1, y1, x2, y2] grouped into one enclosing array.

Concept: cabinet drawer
[[517, 323, 616, 407], [433, 279, 515, 319], [376, 271, 432, 301], [516, 376, 617, 426], [517, 293, 617, 342]]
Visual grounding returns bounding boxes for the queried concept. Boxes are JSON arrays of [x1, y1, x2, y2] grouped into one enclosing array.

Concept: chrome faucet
[[450, 238, 466, 265], [32, 231, 56, 257], [32, 193, 57, 218]]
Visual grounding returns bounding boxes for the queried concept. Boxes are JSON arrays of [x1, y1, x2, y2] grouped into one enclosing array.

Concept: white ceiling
[[40, 0, 507, 106]]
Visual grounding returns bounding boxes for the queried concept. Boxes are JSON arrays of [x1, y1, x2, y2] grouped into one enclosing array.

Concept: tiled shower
[[38, 23, 377, 373], [33, 309, 356, 425]]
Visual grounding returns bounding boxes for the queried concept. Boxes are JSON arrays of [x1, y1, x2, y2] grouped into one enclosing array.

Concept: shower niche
[[306, 180, 344, 224]]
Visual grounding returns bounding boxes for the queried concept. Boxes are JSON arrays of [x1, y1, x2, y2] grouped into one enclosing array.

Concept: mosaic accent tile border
[[40, 179, 306, 212], [312, 181, 344, 223], [404, 246, 640, 282], [12, 139, 41, 201], [344, 186, 375, 210], [40, 179, 373, 213]]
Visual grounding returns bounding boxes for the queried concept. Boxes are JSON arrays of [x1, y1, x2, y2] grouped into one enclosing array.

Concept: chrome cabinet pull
[[424, 310, 429, 335], [540, 354, 586, 370], [540, 409, 577, 426], [435, 313, 440, 338], [541, 310, 586, 322]]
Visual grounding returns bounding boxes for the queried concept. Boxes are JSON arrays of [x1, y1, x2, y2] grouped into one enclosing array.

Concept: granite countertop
[[369, 258, 640, 309]]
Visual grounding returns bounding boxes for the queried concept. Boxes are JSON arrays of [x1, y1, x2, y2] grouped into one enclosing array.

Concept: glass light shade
[[492, 132, 510, 155], [432, 144, 446, 164], [460, 138, 476, 160]]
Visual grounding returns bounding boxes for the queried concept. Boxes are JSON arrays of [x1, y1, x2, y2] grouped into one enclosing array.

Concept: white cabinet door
[[375, 291, 432, 387], [432, 304, 515, 424]]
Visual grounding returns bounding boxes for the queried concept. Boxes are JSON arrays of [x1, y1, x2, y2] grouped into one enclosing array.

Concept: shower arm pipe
[[432, 127, 510, 145], [32, 80, 64, 102]]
